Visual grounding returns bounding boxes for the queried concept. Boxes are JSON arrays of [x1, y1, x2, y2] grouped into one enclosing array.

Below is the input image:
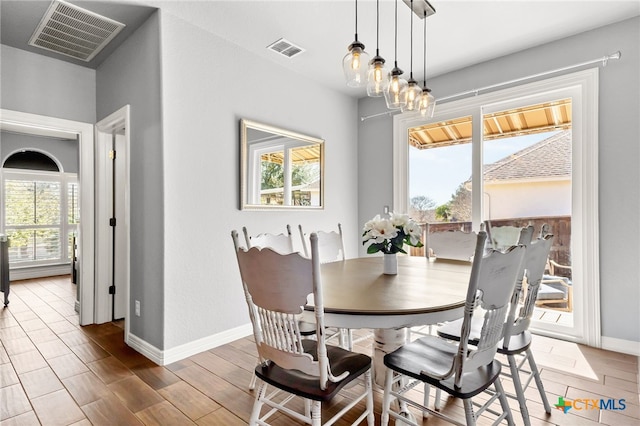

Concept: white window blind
[[2, 171, 77, 266]]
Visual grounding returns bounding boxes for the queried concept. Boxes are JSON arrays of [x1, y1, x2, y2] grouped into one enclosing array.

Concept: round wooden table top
[[318, 256, 471, 316]]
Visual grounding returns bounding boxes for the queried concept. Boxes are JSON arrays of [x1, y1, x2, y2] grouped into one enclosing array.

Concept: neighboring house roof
[[483, 130, 572, 182]]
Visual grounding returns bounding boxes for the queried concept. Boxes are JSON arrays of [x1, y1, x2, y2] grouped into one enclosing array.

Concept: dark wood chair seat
[[256, 340, 371, 402], [437, 318, 533, 355], [384, 335, 503, 400]]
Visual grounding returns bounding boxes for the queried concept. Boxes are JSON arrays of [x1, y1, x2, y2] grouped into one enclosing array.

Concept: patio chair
[[534, 224, 573, 312], [437, 226, 554, 425], [381, 230, 525, 425], [537, 259, 573, 312], [231, 231, 375, 426]]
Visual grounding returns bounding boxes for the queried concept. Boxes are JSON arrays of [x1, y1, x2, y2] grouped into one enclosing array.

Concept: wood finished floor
[[1, 276, 638, 425]]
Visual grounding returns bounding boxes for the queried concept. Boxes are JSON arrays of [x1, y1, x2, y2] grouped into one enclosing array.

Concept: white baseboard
[[601, 336, 640, 356], [126, 323, 253, 366], [126, 332, 164, 365], [10, 265, 71, 281]]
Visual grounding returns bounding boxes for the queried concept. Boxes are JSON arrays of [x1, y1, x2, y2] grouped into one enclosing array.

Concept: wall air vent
[[267, 38, 305, 58], [28, 0, 126, 62]]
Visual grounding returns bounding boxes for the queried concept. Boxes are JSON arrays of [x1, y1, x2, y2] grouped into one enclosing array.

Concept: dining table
[[303, 254, 472, 387]]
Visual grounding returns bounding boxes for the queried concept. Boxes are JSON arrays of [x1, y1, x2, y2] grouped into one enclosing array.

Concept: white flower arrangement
[[362, 212, 424, 254]]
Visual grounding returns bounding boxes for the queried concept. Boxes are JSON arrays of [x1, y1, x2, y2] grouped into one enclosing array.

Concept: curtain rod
[[360, 51, 621, 122]]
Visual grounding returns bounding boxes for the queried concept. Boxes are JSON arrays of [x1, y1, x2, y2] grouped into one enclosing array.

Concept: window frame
[[1, 168, 78, 267], [393, 68, 600, 347]]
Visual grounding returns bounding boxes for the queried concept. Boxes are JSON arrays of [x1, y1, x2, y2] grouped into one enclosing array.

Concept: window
[[1, 169, 78, 266], [251, 143, 321, 206], [409, 116, 473, 225]]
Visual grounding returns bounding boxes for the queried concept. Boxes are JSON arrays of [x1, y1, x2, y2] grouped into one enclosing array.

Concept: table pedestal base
[[372, 328, 408, 387], [373, 328, 418, 422]]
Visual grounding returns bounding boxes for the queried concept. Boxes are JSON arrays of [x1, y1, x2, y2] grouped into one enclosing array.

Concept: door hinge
[[109, 218, 116, 226], [109, 285, 116, 295], [109, 150, 116, 160]]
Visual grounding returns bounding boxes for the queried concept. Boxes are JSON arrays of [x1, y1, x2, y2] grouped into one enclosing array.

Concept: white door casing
[[95, 106, 131, 334], [0, 109, 96, 325]]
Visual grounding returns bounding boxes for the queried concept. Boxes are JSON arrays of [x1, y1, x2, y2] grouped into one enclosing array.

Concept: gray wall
[[96, 12, 164, 349], [159, 11, 359, 349], [0, 45, 96, 123], [1, 131, 79, 174], [358, 17, 640, 343]]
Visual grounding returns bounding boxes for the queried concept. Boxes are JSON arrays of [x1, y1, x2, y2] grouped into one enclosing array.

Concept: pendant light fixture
[[384, 0, 408, 109], [401, 0, 422, 112], [366, 0, 389, 97], [343, 0, 370, 87], [418, 9, 436, 117]]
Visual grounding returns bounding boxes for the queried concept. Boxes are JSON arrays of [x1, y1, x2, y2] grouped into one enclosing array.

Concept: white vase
[[383, 253, 398, 275]]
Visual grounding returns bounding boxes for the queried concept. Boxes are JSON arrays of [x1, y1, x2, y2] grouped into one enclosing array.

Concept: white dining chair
[[437, 226, 554, 425], [243, 225, 294, 254], [241, 225, 316, 389], [298, 224, 355, 349], [381, 230, 525, 426], [425, 224, 478, 262], [231, 230, 375, 426], [298, 223, 345, 263]]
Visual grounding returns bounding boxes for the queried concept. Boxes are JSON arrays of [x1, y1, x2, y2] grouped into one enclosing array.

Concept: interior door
[[95, 106, 130, 326], [107, 130, 127, 320]]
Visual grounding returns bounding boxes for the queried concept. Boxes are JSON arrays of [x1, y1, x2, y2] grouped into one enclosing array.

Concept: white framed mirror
[[240, 119, 324, 210]]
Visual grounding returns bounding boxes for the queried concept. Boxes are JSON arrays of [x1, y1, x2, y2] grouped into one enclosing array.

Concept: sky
[[409, 131, 560, 205]]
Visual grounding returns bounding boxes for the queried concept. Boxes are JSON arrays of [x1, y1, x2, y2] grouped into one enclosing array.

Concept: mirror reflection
[[241, 119, 324, 210]]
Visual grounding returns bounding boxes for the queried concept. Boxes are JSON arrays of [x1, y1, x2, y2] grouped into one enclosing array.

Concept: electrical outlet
[[135, 300, 141, 316]]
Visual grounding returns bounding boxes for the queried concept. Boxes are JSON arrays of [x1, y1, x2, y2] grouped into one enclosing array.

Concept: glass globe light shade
[[366, 56, 390, 97], [343, 41, 370, 87], [384, 68, 408, 110], [418, 88, 436, 118], [401, 79, 422, 112]]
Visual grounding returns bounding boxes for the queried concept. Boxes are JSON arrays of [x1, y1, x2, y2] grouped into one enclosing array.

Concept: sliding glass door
[[394, 69, 600, 345]]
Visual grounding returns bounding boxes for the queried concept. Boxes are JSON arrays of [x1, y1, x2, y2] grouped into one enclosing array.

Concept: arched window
[[2, 150, 60, 171]]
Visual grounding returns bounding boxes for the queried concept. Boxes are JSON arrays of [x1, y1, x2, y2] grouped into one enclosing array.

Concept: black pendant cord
[[423, 10, 427, 87], [409, 0, 414, 80], [394, 0, 398, 69], [375, 0, 380, 56], [354, 0, 359, 41]]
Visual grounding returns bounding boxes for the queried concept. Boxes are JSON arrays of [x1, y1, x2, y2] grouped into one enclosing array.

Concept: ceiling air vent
[[267, 38, 305, 58], [28, 0, 126, 62]]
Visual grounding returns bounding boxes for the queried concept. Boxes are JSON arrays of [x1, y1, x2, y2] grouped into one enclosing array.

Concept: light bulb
[[390, 77, 400, 94], [351, 51, 361, 70], [373, 65, 383, 82], [419, 89, 436, 117]]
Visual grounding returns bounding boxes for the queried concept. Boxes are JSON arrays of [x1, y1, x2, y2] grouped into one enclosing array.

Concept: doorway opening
[[0, 109, 96, 325]]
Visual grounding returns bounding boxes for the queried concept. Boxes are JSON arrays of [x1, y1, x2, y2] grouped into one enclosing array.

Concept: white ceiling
[[153, 0, 639, 97], [2, 0, 639, 98]]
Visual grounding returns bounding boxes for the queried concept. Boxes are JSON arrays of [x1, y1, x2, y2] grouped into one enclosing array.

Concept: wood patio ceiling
[[261, 144, 321, 165], [409, 98, 572, 149]]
